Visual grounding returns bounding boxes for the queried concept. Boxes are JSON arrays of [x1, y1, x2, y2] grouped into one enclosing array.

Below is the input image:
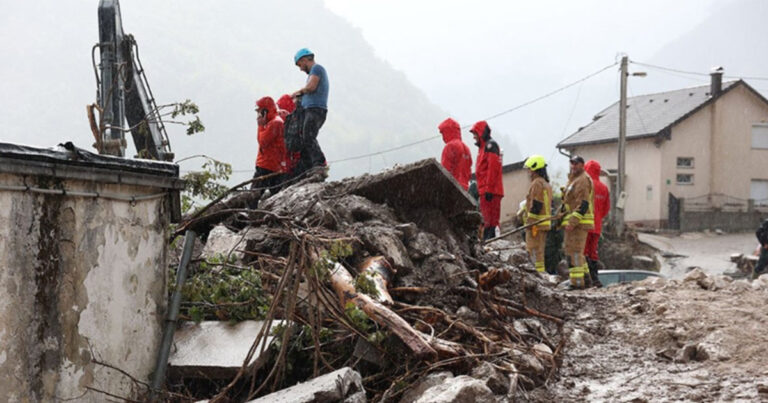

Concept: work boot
[[587, 259, 603, 288]]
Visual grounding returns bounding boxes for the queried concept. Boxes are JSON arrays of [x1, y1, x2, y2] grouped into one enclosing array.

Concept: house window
[[676, 174, 694, 185], [751, 180, 768, 204], [676, 157, 694, 169], [752, 124, 768, 149]]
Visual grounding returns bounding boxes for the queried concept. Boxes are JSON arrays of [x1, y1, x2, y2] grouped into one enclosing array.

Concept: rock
[[248, 367, 365, 403], [569, 328, 596, 346], [654, 305, 668, 315], [407, 231, 437, 260], [456, 306, 478, 321], [757, 384, 768, 394], [470, 361, 510, 394], [656, 347, 677, 361], [411, 375, 494, 403], [629, 287, 648, 296], [683, 268, 707, 283], [728, 279, 752, 293], [395, 223, 418, 241], [509, 350, 545, 376], [715, 228, 724, 235], [711, 275, 732, 291], [675, 343, 709, 363], [399, 372, 453, 403], [532, 343, 553, 356], [355, 224, 414, 274], [201, 225, 246, 262]]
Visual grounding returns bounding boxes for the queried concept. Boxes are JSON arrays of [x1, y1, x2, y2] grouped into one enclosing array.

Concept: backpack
[[283, 104, 304, 152]]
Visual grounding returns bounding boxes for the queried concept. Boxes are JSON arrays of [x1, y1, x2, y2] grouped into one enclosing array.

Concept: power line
[[631, 60, 768, 82], [329, 61, 619, 164]]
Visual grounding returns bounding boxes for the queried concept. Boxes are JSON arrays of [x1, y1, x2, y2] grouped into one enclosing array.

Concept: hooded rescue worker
[[253, 96, 286, 191], [438, 118, 472, 191], [561, 155, 594, 289], [584, 160, 610, 287], [523, 155, 553, 273], [471, 121, 504, 240], [276, 94, 301, 176]]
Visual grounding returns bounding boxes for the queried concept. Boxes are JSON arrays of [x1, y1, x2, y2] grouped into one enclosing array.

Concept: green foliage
[[344, 302, 375, 333], [180, 157, 232, 213], [309, 241, 353, 281], [170, 100, 205, 135], [354, 271, 380, 299], [172, 254, 270, 322]]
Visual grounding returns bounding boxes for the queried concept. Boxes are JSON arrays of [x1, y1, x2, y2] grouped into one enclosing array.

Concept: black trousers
[[301, 108, 327, 169], [251, 167, 283, 192]]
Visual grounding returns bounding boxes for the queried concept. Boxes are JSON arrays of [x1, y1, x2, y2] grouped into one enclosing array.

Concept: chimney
[[710, 66, 724, 96]]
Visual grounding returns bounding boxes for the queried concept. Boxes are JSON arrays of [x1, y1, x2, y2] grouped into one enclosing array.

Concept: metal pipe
[[150, 230, 197, 401]]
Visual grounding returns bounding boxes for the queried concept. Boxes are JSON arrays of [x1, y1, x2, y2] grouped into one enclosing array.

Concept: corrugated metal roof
[[558, 81, 739, 148]]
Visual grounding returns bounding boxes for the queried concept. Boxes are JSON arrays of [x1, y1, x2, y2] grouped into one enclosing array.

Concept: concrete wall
[[709, 85, 768, 198], [500, 168, 530, 224], [570, 137, 662, 224], [0, 173, 170, 401]]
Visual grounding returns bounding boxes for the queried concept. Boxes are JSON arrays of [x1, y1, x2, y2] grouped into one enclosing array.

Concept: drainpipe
[[150, 229, 197, 401]]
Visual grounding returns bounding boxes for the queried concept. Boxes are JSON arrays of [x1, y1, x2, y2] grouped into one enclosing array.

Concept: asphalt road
[[638, 231, 757, 278]]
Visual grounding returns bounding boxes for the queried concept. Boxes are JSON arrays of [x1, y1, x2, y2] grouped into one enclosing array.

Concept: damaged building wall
[[0, 144, 182, 402]]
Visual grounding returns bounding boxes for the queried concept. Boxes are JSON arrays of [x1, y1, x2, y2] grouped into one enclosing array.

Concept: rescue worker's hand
[[291, 90, 303, 99], [485, 192, 493, 202]]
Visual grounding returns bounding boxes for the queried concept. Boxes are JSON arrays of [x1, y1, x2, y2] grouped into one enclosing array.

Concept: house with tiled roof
[[558, 71, 768, 229]]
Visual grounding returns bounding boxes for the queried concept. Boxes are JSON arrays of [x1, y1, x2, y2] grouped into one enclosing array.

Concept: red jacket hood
[[471, 121, 491, 146], [585, 160, 601, 181], [276, 94, 296, 114], [256, 96, 278, 121], [438, 118, 461, 143]]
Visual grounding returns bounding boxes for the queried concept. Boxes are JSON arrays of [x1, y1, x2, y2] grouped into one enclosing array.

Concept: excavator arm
[[94, 0, 173, 161]]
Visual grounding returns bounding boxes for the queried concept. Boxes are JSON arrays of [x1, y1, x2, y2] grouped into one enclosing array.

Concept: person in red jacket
[[584, 159, 610, 287], [276, 94, 301, 175], [471, 121, 504, 240], [253, 96, 287, 191], [438, 118, 472, 191]]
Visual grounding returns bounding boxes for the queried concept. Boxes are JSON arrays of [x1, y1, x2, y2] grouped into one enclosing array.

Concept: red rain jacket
[[472, 121, 504, 196], [255, 96, 286, 173], [439, 118, 472, 190], [585, 160, 610, 234], [276, 94, 296, 120]]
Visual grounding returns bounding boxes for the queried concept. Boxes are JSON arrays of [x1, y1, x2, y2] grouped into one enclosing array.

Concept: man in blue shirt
[[292, 48, 329, 176]]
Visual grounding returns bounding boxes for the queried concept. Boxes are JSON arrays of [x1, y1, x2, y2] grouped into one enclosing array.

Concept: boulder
[[248, 367, 365, 403], [201, 225, 246, 262], [675, 343, 709, 363], [399, 372, 453, 403], [411, 375, 494, 403], [470, 361, 510, 395]]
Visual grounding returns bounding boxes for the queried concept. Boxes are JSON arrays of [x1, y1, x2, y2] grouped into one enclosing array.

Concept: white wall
[[0, 173, 168, 402]]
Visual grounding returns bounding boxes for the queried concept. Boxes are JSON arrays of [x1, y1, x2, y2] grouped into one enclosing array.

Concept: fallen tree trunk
[[327, 260, 438, 361]]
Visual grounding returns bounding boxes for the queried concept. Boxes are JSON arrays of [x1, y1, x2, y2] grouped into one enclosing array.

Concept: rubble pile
[[544, 267, 768, 402], [168, 159, 574, 402]]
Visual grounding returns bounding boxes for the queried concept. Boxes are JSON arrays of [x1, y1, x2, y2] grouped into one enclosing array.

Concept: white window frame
[[752, 123, 768, 150], [676, 157, 694, 169], [676, 173, 694, 185]]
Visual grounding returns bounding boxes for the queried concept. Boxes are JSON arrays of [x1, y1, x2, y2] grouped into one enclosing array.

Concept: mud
[[542, 276, 768, 402]]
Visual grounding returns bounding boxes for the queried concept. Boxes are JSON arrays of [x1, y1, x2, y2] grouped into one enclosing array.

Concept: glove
[[485, 192, 493, 202]]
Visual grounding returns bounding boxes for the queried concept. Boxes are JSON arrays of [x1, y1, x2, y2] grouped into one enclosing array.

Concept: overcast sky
[[2, 0, 761, 182], [323, 0, 734, 161]]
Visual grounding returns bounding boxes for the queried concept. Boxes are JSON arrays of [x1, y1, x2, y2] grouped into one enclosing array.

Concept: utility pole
[[616, 55, 628, 237]]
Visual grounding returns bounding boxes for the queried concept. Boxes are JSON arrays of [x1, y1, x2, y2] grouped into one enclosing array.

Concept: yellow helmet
[[524, 154, 547, 171]]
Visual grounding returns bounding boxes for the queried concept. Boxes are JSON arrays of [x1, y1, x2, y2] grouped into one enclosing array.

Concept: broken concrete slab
[[248, 367, 365, 403], [399, 371, 454, 403], [353, 223, 414, 274], [169, 320, 286, 379], [348, 159, 481, 227]]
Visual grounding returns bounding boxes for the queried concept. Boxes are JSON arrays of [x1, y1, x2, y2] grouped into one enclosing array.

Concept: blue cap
[[294, 48, 314, 64]]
